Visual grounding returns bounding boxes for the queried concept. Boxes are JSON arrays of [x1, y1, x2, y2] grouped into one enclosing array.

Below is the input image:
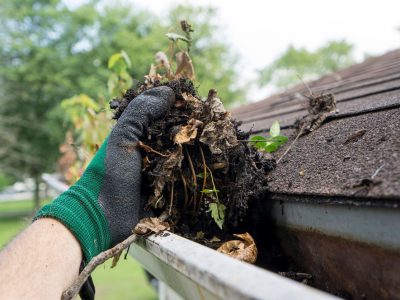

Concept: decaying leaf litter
[[110, 21, 276, 263]]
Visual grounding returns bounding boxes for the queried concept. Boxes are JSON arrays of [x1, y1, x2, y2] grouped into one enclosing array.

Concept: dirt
[[111, 79, 275, 243]]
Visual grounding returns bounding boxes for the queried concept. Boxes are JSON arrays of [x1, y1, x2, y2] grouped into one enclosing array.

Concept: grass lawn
[[0, 200, 157, 300]]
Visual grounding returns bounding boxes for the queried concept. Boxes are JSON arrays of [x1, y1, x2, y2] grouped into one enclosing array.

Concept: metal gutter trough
[[41, 174, 340, 299], [129, 231, 339, 300], [264, 194, 400, 300]]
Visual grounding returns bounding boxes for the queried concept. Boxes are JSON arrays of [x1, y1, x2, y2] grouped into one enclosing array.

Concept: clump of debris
[[109, 21, 275, 263], [112, 78, 274, 249]]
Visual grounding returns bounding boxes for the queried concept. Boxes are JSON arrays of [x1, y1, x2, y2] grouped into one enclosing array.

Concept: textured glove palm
[[35, 86, 175, 263]]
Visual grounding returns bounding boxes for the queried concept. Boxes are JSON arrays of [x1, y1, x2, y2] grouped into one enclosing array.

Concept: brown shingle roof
[[233, 49, 400, 201]]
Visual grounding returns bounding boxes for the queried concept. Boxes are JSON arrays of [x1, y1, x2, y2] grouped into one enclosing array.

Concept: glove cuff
[[34, 183, 111, 263], [34, 138, 111, 263]]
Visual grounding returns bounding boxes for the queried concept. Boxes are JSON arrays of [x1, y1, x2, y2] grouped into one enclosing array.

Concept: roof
[[233, 49, 400, 201]]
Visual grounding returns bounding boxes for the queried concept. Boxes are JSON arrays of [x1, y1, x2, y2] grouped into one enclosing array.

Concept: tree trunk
[[34, 174, 41, 211]]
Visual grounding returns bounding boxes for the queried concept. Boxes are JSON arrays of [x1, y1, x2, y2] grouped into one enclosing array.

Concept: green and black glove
[[34, 86, 175, 263]]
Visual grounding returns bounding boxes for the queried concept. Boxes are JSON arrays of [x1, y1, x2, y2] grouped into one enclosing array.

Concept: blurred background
[[0, 0, 399, 299]]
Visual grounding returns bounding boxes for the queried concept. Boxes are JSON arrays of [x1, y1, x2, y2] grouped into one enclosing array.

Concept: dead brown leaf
[[148, 145, 183, 209], [175, 51, 195, 80], [200, 119, 238, 155], [174, 118, 203, 144], [209, 236, 221, 243], [217, 232, 257, 263], [133, 217, 171, 235]]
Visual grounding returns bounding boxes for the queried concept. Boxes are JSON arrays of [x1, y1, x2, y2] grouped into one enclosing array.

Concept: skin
[[0, 218, 82, 300]]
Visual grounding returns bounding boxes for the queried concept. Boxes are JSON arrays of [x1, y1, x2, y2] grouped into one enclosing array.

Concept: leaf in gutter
[[264, 143, 279, 153], [133, 217, 170, 235], [208, 202, 225, 229], [249, 135, 267, 148], [217, 232, 258, 263]]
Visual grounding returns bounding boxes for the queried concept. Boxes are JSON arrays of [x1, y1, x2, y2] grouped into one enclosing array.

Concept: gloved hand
[[34, 86, 175, 263]]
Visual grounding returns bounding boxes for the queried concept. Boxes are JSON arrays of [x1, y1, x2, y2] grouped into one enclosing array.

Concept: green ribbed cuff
[[34, 137, 111, 263], [34, 185, 111, 263]]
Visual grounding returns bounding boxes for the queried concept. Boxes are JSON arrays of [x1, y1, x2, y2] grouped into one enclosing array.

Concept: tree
[[259, 40, 355, 90], [0, 0, 244, 208]]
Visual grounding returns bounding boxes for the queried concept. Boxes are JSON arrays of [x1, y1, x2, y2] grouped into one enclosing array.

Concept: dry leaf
[[200, 119, 238, 155], [111, 251, 122, 268], [133, 217, 170, 235], [155, 51, 170, 71], [148, 145, 183, 209], [174, 118, 203, 144], [175, 51, 195, 80], [217, 232, 257, 263], [209, 236, 221, 243], [196, 231, 205, 239], [209, 96, 226, 120]]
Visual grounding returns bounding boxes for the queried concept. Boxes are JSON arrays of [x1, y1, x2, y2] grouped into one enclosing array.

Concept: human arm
[[0, 86, 175, 299], [0, 218, 82, 300]]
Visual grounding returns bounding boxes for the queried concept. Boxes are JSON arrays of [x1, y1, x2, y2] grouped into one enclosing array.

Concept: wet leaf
[[133, 217, 170, 235], [217, 232, 258, 263], [151, 146, 183, 204], [270, 120, 280, 137]]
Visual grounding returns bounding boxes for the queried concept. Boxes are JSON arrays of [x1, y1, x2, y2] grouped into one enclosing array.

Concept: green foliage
[[207, 202, 226, 230], [0, 173, 13, 191], [259, 40, 355, 90], [108, 50, 133, 97], [0, 1, 244, 181], [250, 121, 288, 153], [165, 33, 190, 43]]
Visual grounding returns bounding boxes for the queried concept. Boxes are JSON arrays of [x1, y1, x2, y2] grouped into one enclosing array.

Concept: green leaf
[[208, 202, 226, 229], [267, 135, 288, 145], [165, 32, 190, 43], [201, 188, 219, 194], [264, 143, 280, 153], [270, 120, 280, 137], [108, 52, 122, 69], [108, 51, 131, 74], [249, 135, 267, 149], [120, 50, 131, 68]]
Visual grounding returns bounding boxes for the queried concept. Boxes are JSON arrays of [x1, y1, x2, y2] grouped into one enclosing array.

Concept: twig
[[371, 164, 384, 179], [169, 181, 174, 216], [185, 147, 197, 208], [61, 234, 139, 300], [276, 127, 304, 164], [181, 173, 189, 208], [206, 166, 219, 203], [138, 141, 170, 158], [198, 145, 208, 210]]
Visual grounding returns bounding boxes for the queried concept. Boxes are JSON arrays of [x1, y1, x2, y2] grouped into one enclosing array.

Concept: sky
[[67, 0, 400, 101], [135, 0, 400, 101]]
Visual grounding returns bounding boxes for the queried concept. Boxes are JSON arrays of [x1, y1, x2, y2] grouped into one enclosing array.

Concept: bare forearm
[[0, 218, 82, 300]]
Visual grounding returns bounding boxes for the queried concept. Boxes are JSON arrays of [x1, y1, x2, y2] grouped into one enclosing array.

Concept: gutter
[[42, 174, 339, 299]]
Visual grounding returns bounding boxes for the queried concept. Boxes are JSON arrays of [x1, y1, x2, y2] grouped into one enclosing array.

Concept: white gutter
[[130, 232, 340, 300], [42, 173, 340, 299]]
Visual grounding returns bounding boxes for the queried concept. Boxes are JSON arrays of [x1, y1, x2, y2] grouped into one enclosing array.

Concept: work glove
[[34, 86, 175, 263]]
